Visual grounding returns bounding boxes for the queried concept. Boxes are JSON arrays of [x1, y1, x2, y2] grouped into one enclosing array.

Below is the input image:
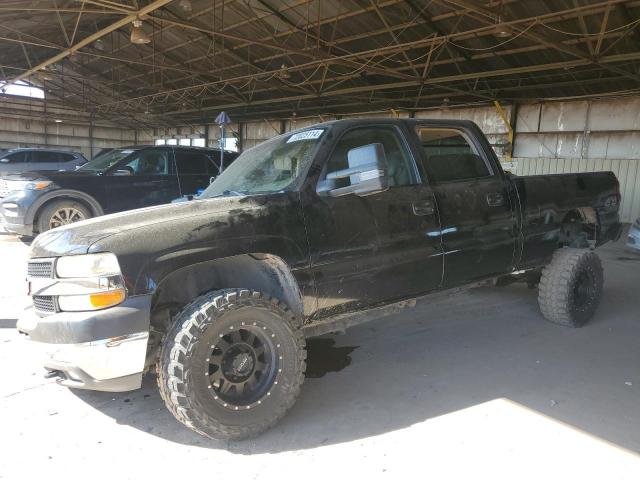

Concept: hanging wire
[[538, 17, 640, 37], [448, 20, 538, 51]]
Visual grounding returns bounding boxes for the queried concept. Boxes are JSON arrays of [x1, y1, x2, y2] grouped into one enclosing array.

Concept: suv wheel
[[37, 200, 91, 233], [537, 248, 604, 327], [157, 289, 306, 440]]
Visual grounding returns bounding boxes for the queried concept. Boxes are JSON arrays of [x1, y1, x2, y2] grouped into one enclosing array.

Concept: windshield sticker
[[286, 129, 324, 143]]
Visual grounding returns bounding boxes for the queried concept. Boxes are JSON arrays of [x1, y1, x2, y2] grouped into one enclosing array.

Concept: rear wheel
[[538, 248, 603, 327], [37, 200, 91, 233], [157, 289, 306, 440]]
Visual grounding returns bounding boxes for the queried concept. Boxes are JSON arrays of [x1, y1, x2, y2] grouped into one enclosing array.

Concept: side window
[[175, 151, 216, 175], [60, 153, 76, 163], [122, 149, 170, 176], [30, 151, 59, 163], [3, 152, 27, 163], [416, 128, 492, 183], [324, 126, 418, 187]]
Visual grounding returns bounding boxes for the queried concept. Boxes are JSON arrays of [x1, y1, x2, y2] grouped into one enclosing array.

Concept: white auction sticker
[[286, 129, 324, 143]]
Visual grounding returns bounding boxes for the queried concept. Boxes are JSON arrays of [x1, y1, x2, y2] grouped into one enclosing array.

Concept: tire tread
[[157, 289, 306, 440]]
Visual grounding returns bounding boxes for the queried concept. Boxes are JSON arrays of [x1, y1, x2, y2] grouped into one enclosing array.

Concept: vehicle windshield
[[200, 128, 326, 198], [77, 148, 138, 172]]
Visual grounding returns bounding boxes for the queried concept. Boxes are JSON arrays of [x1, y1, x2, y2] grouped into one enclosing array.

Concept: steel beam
[[4, 0, 174, 87]]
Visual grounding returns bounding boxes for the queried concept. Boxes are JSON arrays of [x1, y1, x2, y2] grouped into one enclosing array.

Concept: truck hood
[[29, 195, 271, 258]]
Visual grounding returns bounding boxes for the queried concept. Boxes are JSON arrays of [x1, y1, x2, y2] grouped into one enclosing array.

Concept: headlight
[[55, 254, 125, 311], [6, 180, 51, 191], [56, 253, 121, 278]]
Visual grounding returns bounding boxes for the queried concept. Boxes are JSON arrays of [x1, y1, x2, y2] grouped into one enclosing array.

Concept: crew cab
[[0, 145, 237, 236], [17, 119, 621, 440]]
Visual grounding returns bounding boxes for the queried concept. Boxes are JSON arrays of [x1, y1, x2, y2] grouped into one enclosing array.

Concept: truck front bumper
[[16, 294, 152, 392]]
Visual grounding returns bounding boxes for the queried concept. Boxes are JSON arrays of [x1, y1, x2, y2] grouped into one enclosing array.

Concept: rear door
[[100, 148, 180, 213], [414, 124, 517, 287], [174, 149, 219, 196], [28, 150, 62, 171], [304, 124, 443, 316]]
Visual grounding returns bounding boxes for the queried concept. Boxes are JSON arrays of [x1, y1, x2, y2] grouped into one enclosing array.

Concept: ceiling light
[[54, 119, 62, 123], [94, 38, 105, 51], [494, 18, 512, 38], [493, 2, 512, 38], [130, 19, 151, 45], [178, 0, 193, 12]]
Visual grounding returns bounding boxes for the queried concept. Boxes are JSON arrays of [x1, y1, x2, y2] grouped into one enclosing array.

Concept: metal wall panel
[[589, 97, 640, 131], [540, 101, 588, 132], [515, 103, 541, 133]]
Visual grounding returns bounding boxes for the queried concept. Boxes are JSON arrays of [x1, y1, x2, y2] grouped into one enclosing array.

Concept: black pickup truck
[[17, 119, 621, 440]]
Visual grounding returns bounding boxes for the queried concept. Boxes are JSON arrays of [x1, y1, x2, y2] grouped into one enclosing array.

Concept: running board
[[301, 279, 493, 338]]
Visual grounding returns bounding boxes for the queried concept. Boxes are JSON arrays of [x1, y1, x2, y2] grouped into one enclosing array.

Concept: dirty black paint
[[305, 338, 359, 378], [28, 118, 622, 336], [617, 257, 640, 262]]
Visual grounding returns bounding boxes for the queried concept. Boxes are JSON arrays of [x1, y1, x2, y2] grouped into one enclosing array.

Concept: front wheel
[[157, 289, 306, 440], [538, 248, 604, 327], [37, 200, 91, 233]]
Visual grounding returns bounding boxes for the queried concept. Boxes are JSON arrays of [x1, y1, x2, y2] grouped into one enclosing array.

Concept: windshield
[[201, 128, 326, 198], [77, 148, 138, 172]]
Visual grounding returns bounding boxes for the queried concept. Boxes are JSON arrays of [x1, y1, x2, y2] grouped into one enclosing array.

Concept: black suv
[[0, 145, 237, 236]]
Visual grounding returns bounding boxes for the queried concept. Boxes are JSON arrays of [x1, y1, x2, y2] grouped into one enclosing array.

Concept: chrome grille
[[33, 295, 56, 313], [27, 259, 54, 278], [0, 179, 8, 198]]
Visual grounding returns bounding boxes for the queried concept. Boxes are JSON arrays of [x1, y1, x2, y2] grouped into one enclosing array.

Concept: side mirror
[[318, 143, 388, 197], [209, 176, 216, 184], [113, 169, 132, 176]]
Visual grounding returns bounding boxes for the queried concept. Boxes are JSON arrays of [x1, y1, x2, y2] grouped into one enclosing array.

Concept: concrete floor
[[1, 230, 640, 479]]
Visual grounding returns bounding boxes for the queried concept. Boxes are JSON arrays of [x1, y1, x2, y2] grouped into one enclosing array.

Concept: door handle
[[412, 199, 435, 216], [486, 192, 505, 207]]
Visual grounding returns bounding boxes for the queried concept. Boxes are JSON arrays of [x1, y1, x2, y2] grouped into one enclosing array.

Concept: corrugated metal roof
[[1, 0, 639, 126]]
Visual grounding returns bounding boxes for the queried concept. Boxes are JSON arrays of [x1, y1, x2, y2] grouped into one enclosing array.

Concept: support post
[[494, 100, 514, 162]]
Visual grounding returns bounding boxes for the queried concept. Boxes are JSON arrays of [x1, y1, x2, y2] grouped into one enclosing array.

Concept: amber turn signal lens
[[89, 289, 126, 309], [32, 181, 51, 190]]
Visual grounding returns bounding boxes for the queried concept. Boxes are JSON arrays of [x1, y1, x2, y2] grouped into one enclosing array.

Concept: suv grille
[[0, 179, 8, 198], [27, 259, 55, 278], [33, 295, 56, 313]]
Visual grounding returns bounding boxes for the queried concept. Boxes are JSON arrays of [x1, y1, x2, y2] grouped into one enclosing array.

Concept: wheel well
[[150, 253, 304, 333], [33, 195, 99, 232], [559, 207, 598, 247]]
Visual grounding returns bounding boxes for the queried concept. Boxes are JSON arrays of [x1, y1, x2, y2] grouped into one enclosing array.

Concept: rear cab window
[[415, 127, 493, 183]]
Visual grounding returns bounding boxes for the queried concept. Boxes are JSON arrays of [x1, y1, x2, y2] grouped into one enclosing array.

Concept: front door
[[413, 125, 516, 287], [100, 148, 180, 214], [304, 124, 443, 317], [0, 151, 27, 175]]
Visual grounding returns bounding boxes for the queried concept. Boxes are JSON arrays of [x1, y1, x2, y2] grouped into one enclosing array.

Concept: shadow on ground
[[72, 240, 640, 454]]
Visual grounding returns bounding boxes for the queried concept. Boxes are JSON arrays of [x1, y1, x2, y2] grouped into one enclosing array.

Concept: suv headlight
[[56, 252, 121, 278], [54, 253, 126, 311], [7, 180, 51, 192]]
